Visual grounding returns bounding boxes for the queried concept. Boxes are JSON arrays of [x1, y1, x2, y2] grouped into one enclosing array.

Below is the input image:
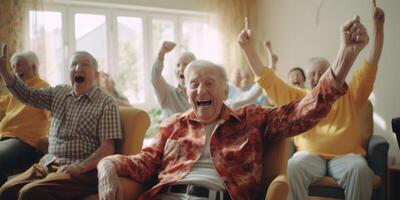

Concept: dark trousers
[[0, 161, 98, 200], [0, 137, 41, 186]]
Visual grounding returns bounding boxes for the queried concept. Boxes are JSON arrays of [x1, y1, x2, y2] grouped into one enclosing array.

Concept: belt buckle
[[187, 185, 209, 198]]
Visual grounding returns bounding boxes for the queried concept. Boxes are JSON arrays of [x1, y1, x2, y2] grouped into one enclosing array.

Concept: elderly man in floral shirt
[[97, 16, 369, 200]]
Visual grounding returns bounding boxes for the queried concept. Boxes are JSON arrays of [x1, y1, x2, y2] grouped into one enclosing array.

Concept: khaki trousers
[[0, 161, 98, 200]]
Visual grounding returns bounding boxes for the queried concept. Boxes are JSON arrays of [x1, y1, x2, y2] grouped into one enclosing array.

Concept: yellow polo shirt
[[0, 75, 50, 148], [256, 60, 377, 158]]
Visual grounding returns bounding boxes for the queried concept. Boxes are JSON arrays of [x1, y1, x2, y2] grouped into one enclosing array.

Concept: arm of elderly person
[[238, 39, 306, 106], [262, 70, 347, 139], [348, 6, 384, 107], [97, 116, 174, 199], [58, 140, 115, 175], [0, 47, 52, 110], [225, 84, 263, 108], [151, 41, 177, 107]]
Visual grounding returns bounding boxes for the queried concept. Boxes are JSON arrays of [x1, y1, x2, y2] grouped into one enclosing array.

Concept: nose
[[197, 83, 207, 94]]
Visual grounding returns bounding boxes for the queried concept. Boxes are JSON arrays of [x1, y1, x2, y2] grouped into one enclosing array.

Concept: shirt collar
[[67, 85, 98, 101], [186, 104, 241, 125]]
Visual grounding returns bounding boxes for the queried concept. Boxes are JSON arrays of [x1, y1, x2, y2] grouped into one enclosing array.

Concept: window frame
[[23, 1, 207, 109]]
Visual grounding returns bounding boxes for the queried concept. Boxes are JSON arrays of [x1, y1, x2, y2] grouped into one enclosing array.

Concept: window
[[28, 10, 64, 86], [25, 2, 222, 109]]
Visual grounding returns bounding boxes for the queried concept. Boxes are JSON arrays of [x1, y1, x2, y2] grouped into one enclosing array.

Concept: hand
[[0, 43, 10, 75], [264, 41, 278, 70], [98, 159, 123, 200], [238, 17, 253, 50], [158, 41, 176, 59], [57, 164, 84, 176], [372, 6, 385, 32], [340, 16, 369, 57]]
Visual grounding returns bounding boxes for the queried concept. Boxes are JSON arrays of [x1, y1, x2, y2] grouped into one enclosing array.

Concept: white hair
[[184, 59, 229, 89], [71, 51, 99, 70], [10, 51, 39, 73], [179, 52, 197, 62]]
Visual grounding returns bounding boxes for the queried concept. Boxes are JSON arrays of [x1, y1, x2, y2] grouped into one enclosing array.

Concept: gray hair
[[10, 51, 39, 73], [71, 51, 98, 70], [180, 52, 197, 62], [184, 59, 229, 89], [306, 57, 330, 70]]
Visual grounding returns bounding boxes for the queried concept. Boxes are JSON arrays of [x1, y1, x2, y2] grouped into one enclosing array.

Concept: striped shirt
[[8, 77, 123, 166]]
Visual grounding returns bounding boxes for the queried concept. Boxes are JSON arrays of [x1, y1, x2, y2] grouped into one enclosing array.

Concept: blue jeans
[[0, 137, 42, 186]]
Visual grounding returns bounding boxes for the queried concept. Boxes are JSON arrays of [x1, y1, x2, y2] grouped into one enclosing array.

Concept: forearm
[[330, 47, 358, 85], [243, 47, 265, 77], [1, 70, 15, 86], [78, 140, 115, 173], [8, 77, 52, 110], [367, 30, 384, 66]]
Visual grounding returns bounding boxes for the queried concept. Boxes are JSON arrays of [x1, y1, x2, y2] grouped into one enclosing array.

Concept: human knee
[[0, 182, 19, 200], [342, 156, 373, 180], [18, 184, 46, 200]]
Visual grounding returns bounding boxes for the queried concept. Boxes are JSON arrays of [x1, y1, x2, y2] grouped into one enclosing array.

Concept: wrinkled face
[[175, 55, 193, 87], [69, 53, 98, 96], [308, 62, 329, 89], [288, 70, 305, 88], [12, 58, 35, 82], [186, 66, 228, 124]]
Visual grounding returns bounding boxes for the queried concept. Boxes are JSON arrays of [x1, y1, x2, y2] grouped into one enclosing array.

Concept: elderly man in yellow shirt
[[0, 51, 50, 186], [241, 5, 385, 200]]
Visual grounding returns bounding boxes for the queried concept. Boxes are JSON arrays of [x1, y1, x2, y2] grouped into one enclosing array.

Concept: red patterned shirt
[[107, 70, 347, 200]]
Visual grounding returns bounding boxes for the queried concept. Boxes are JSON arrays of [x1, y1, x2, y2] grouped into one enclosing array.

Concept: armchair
[[289, 101, 389, 200], [86, 121, 290, 200], [84, 106, 151, 200]]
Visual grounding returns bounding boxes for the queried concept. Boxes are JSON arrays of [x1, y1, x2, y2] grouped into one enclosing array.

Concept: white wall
[[258, 0, 400, 163]]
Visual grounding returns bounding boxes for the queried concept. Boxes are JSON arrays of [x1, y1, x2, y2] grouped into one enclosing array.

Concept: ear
[[32, 64, 37, 74], [223, 84, 229, 100], [94, 71, 99, 79]]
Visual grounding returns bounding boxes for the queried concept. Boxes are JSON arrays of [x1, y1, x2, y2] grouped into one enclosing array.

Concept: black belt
[[160, 184, 231, 200]]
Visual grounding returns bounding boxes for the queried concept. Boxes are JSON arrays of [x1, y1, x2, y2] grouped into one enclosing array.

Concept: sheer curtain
[[0, 0, 24, 95], [204, 0, 258, 75]]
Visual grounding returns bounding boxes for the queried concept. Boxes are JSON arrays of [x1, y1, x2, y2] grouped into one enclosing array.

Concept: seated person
[[151, 41, 196, 119], [288, 67, 306, 88], [96, 16, 366, 200], [0, 51, 50, 186], [243, 7, 384, 200], [0, 49, 123, 199], [98, 71, 131, 107]]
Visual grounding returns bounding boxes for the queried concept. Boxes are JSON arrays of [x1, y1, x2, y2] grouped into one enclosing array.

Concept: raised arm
[[0, 44, 53, 110], [264, 41, 278, 71], [330, 16, 369, 85], [264, 17, 369, 139], [0, 44, 16, 86], [367, 3, 384, 66], [151, 41, 176, 106], [238, 20, 306, 106]]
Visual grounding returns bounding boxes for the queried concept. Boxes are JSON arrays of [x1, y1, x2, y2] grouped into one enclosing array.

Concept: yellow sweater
[[256, 60, 377, 158], [0, 76, 50, 148]]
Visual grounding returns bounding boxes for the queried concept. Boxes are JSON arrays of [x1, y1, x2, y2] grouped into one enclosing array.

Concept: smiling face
[[175, 52, 196, 88], [12, 57, 36, 82], [69, 52, 98, 96], [308, 62, 329, 89], [185, 60, 228, 124], [288, 68, 305, 88]]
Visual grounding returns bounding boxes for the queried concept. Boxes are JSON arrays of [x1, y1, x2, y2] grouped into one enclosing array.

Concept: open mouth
[[17, 73, 24, 78], [197, 100, 212, 107], [74, 75, 85, 83], [179, 74, 184, 79]]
